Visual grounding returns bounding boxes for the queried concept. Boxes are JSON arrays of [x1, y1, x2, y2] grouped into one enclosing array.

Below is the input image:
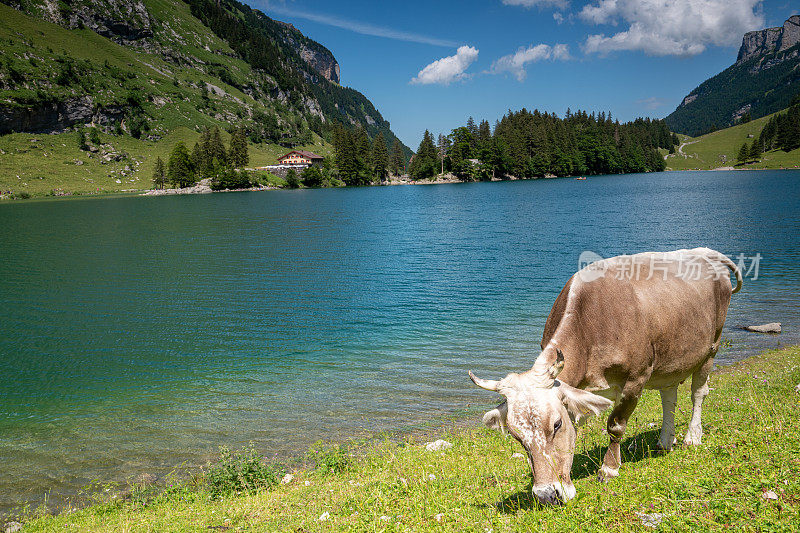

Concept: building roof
[[279, 150, 323, 160]]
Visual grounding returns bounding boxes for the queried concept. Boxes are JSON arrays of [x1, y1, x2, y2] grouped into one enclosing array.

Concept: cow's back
[[543, 249, 736, 392]]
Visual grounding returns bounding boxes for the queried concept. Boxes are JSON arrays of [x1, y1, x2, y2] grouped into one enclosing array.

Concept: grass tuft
[[204, 445, 286, 500]]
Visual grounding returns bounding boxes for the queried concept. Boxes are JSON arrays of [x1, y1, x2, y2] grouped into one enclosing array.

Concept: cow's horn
[[549, 348, 565, 379], [469, 370, 500, 391]]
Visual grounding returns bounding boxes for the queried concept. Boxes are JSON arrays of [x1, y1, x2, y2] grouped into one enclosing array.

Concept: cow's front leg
[[684, 359, 712, 446], [599, 395, 639, 482], [656, 386, 678, 451]]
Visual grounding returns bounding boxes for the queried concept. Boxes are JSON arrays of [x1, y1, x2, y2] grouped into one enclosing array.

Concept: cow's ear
[[482, 402, 508, 433], [555, 382, 614, 426]]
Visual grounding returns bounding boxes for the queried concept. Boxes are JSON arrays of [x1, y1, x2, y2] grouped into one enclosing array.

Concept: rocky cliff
[[737, 15, 800, 64], [275, 21, 340, 84], [666, 14, 800, 136]]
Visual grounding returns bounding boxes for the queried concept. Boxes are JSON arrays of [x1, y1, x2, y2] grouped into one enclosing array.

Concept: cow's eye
[[554, 419, 562, 433]]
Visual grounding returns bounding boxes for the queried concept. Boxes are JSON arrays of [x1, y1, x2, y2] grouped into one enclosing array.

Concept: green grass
[[665, 112, 800, 171], [13, 345, 800, 531], [0, 128, 333, 197]]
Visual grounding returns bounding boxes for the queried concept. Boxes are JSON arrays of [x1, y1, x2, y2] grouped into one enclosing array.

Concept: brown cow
[[469, 248, 742, 505]]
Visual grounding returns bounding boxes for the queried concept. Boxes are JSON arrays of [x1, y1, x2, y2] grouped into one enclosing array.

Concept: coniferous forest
[[408, 110, 677, 181], [755, 97, 800, 153]]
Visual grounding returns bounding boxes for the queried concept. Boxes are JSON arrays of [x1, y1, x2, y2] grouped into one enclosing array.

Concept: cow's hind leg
[[656, 386, 678, 451], [684, 358, 713, 446], [598, 394, 639, 482]]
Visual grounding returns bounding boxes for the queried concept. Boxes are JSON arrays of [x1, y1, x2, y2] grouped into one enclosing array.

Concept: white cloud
[[636, 96, 669, 110], [261, 2, 456, 47], [502, 0, 569, 9], [553, 12, 565, 24], [488, 43, 571, 81], [411, 46, 479, 85], [580, 0, 764, 56]]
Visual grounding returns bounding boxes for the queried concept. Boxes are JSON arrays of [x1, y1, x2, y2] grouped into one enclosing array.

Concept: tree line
[[754, 97, 800, 154], [153, 126, 250, 190], [408, 110, 676, 180], [331, 123, 406, 185]]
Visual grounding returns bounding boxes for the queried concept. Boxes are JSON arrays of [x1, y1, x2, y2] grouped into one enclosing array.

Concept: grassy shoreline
[[9, 345, 800, 532], [3, 167, 800, 205]]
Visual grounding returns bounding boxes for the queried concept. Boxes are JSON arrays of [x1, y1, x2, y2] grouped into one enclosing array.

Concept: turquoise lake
[[1, 170, 799, 514]]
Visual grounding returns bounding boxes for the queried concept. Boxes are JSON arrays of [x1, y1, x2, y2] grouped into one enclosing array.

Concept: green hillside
[[664, 109, 800, 171], [0, 0, 404, 198]]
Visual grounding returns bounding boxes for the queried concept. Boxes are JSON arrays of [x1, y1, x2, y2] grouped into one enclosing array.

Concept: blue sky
[[254, 1, 798, 148]]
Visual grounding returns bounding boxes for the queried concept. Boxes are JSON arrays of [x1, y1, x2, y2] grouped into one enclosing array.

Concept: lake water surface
[[1, 170, 799, 514]]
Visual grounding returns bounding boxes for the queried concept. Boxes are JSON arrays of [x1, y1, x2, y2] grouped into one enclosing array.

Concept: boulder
[[743, 323, 781, 333], [635, 512, 663, 528], [424, 439, 453, 452]]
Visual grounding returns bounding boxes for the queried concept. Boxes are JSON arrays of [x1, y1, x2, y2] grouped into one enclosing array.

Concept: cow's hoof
[[597, 465, 619, 482], [654, 437, 676, 453], [683, 433, 702, 446]]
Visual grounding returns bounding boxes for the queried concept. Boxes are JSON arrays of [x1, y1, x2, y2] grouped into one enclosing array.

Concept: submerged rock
[[135, 472, 157, 485], [743, 323, 781, 333]]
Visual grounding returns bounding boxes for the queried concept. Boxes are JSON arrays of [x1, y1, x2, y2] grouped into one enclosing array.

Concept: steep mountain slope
[[0, 0, 405, 149], [666, 15, 800, 137]]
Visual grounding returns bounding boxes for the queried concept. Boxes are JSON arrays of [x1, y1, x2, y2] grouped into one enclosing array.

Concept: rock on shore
[[142, 178, 277, 196]]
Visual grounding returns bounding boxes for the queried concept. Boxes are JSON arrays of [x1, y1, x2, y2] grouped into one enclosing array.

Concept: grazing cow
[[469, 248, 741, 505]]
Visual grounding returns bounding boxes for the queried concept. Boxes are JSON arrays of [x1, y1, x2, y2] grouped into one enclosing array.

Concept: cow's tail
[[709, 251, 742, 294]]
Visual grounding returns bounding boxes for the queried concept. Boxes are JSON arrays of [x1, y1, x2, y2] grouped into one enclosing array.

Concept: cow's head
[[469, 349, 613, 505]]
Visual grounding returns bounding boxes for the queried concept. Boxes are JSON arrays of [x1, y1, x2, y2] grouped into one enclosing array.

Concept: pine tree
[[229, 127, 249, 168], [466, 116, 478, 152], [737, 142, 750, 165], [354, 126, 372, 184], [152, 156, 166, 189], [167, 142, 195, 187], [209, 126, 229, 168], [371, 131, 388, 181], [477, 120, 492, 148], [191, 141, 205, 176], [334, 124, 357, 184], [390, 139, 404, 176], [409, 130, 438, 180], [749, 140, 762, 162]]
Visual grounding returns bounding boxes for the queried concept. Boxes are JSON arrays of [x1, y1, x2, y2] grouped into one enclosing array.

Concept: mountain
[[0, 0, 406, 151], [666, 15, 800, 137]]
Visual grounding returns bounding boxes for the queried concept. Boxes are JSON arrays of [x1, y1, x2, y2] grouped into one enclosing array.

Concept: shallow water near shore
[[1, 170, 799, 515]]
